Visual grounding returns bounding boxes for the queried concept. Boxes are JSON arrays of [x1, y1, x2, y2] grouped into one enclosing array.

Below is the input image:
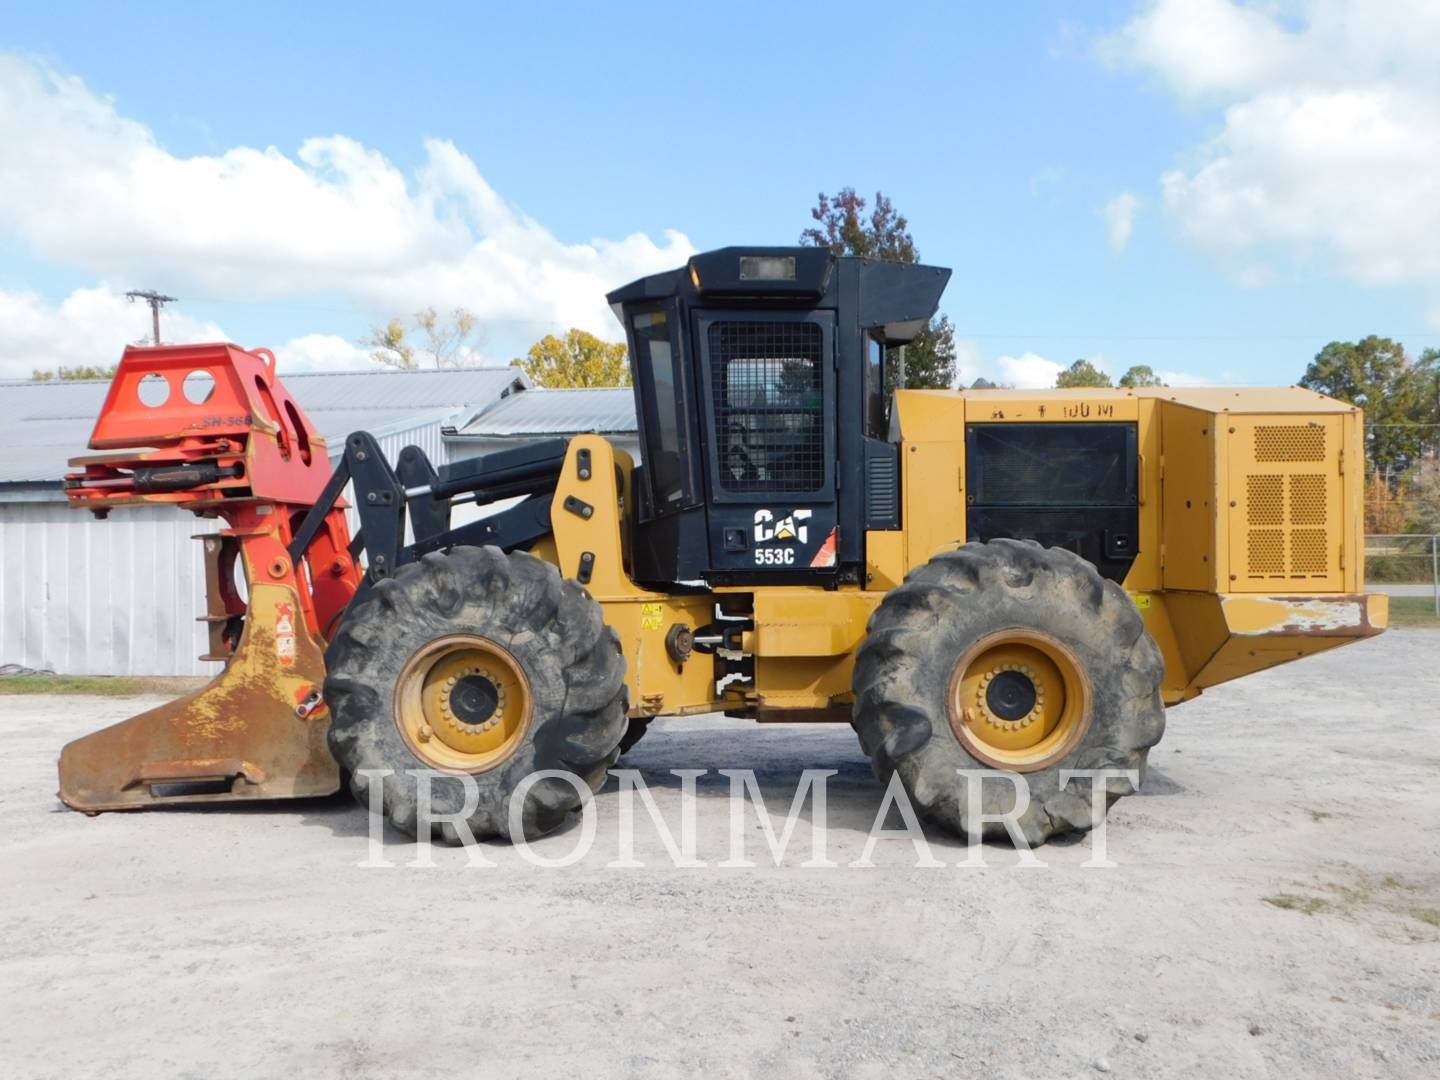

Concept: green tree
[[1118, 364, 1165, 388], [1055, 359, 1112, 388], [800, 187, 956, 389], [365, 306, 480, 369], [31, 364, 119, 381], [1299, 336, 1439, 482], [512, 329, 630, 388]]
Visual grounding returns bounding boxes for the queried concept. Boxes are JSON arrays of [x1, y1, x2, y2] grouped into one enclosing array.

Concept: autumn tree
[[365, 307, 480, 369], [1055, 359, 1112, 388], [31, 364, 120, 381], [512, 329, 630, 388], [1363, 474, 1410, 533], [1118, 364, 1164, 388], [1299, 336, 1439, 483], [800, 187, 956, 389], [1406, 460, 1440, 534]]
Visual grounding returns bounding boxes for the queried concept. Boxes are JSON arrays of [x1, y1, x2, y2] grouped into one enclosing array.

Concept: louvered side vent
[[866, 450, 900, 528], [1243, 424, 1331, 582]]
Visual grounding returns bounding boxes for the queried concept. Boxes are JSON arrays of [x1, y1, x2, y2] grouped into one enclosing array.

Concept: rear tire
[[324, 546, 627, 842], [851, 539, 1165, 844]]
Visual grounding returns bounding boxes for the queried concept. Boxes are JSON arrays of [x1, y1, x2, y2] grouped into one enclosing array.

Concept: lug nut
[[418, 723, 433, 742]]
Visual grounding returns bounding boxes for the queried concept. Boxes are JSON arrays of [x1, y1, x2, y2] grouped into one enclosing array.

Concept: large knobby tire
[[851, 539, 1165, 845], [324, 546, 627, 842]]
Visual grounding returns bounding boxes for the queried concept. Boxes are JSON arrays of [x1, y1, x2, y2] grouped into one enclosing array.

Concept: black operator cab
[[608, 246, 949, 588]]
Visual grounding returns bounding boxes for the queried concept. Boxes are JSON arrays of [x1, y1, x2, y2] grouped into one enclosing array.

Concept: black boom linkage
[[288, 434, 569, 602]]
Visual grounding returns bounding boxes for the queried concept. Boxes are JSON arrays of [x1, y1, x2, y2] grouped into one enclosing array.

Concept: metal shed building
[[0, 365, 536, 676], [444, 386, 639, 462]]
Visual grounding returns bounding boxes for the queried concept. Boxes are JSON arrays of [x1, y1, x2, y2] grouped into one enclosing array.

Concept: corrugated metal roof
[[284, 366, 528, 410], [454, 387, 637, 437], [0, 364, 530, 485]]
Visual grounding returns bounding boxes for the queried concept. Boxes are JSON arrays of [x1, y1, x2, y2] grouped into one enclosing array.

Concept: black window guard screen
[[710, 320, 825, 494], [966, 422, 1136, 506]]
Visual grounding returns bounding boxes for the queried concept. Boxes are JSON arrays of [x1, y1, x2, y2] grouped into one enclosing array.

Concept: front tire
[[324, 546, 627, 842], [851, 539, 1165, 845]]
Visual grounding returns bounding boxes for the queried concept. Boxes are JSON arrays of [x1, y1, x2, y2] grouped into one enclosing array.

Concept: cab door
[[694, 310, 838, 576]]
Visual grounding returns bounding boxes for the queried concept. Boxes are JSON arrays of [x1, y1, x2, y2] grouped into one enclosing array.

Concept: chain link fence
[[1365, 533, 1440, 614]]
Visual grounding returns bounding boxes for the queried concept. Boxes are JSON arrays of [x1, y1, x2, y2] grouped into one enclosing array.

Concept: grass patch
[[1409, 908, 1440, 929], [1308, 809, 1334, 823], [1264, 893, 1329, 915], [0, 675, 205, 696], [1387, 596, 1440, 629], [1267, 876, 1440, 937]]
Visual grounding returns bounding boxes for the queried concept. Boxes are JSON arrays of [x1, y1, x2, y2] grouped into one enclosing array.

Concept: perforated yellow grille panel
[[1247, 529, 1285, 574], [1290, 529, 1328, 574], [1288, 475, 1326, 525], [1230, 416, 1342, 590], [1247, 476, 1283, 525], [1255, 424, 1326, 462]]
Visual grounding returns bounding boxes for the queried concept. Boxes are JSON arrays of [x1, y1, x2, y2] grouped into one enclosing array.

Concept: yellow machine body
[[550, 384, 1384, 722], [52, 253, 1386, 825]]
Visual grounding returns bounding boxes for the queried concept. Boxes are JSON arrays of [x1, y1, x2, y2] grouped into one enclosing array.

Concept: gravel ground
[[2, 631, 1437, 1079]]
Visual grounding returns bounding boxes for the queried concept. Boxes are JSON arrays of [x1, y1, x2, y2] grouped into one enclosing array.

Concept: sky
[[2, 0, 1439, 387]]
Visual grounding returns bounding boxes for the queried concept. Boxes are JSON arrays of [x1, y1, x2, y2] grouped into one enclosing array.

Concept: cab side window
[[865, 334, 887, 437], [630, 308, 689, 511]]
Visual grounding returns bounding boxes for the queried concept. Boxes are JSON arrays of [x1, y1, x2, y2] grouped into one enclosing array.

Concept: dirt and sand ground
[[1, 631, 1437, 1078]]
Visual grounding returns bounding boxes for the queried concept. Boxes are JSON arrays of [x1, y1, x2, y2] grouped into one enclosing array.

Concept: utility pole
[[125, 290, 177, 346]]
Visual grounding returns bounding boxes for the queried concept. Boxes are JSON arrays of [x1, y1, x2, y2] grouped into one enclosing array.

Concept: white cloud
[[1099, 0, 1303, 100], [1154, 368, 1213, 387], [1102, 1, 1440, 299], [1102, 191, 1143, 253], [951, 338, 984, 386], [0, 286, 417, 378], [0, 54, 693, 347], [958, 347, 1212, 390], [997, 352, 1065, 389], [0, 285, 226, 378], [1028, 165, 1069, 198], [273, 333, 386, 373]]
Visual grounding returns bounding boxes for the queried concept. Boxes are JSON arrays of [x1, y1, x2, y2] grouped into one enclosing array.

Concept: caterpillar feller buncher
[[58, 247, 1386, 844]]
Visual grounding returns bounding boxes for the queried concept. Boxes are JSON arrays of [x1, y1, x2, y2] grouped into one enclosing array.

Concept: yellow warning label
[[1130, 593, 1152, 610], [640, 603, 664, 630]]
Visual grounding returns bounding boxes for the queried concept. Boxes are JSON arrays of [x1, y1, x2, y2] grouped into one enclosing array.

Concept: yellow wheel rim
[[947, 628, 1092, 772], [394, 634, 531, 774]]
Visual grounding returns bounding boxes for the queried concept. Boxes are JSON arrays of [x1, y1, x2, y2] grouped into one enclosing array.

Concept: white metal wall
[[0, 418, 636, 677], [0, 501, 220, 676], [0, 417, 453, 677]]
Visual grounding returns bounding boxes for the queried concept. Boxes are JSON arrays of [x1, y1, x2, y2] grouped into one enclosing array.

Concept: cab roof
[[607, 246, 950, 346]]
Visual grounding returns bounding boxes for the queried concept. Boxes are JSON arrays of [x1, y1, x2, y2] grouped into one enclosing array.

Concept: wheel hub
[[442, 672, 505, 734], [947, 629, 1092, 772], [394, 635, 532, 773], [982, 667, 1040, 726]]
